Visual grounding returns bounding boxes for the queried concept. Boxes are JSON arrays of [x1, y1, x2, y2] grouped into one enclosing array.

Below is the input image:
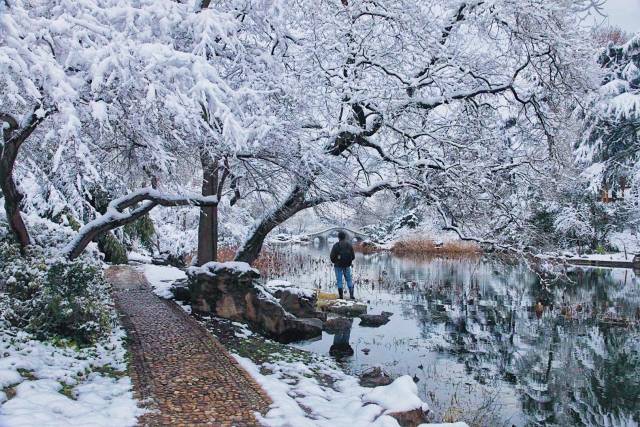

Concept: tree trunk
[[67, 204, 155, 260], [235, 185, 309, 264], [1, 111, 47, 249], [197, 152, 219, 265], [0, 156, 31, 248]]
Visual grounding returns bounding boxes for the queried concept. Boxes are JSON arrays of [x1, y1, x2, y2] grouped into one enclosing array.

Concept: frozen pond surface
[[269, 242, 640, 426]]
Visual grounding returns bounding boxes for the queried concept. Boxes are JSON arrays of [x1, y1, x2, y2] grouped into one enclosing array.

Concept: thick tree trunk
[[197, 152, 219, 265], [0, 153, 30, 248], [234, 185, 309, 264], [1, 111, 48, 249]]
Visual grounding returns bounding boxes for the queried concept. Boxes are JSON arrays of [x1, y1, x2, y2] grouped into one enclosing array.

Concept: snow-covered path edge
[[0, 325, 145, 426]]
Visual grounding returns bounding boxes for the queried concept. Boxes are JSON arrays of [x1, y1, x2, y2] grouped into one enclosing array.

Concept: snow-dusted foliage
[[231, 0, 606, 259], [1, 0, 289, 255], [0, 237, 113, 345]]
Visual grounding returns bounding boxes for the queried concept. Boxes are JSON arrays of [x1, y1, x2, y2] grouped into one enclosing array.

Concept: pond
[[268, 242, 640, 426]]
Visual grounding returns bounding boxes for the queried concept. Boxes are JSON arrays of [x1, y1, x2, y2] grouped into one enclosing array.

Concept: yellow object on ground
[[317, 290, 338, 301]]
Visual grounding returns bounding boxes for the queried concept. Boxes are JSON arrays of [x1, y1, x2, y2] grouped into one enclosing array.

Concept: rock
[[358, 311, 393, 327], [323, 300, 367, 317], [323, 316, 353, 334], [281, 318, 323, 343], [329, 342, 354, 358], [278, 288, 316, 316], [329, 326, 353, 358], [359, 367, 393, 387], [169, 278, 191, 303], [388, 408, 429, 427], [152, 251, 187, 268], [187, 262, 322, 343], [265, 281, 327, 321]]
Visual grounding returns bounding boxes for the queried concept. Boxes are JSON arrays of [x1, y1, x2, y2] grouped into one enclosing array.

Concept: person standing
[[330, 231, 355, 299]]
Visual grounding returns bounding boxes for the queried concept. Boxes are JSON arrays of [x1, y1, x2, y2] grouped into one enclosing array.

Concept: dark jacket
[[330, 240, 355, 268]]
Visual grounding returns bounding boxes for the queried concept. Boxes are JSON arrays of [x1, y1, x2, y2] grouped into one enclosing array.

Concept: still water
[[270, 242, 640, 426]]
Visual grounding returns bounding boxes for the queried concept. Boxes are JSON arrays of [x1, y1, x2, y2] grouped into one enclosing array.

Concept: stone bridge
[[304, 226, 369, 245]]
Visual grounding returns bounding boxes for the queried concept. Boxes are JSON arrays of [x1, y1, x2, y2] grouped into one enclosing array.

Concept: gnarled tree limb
[[64, 188, 218, 260]]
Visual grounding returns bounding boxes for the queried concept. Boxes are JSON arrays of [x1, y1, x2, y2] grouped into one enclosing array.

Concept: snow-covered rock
[[187, 263, 322, 342]]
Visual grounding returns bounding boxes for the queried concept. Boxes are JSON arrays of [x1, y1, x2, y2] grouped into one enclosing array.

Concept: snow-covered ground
[[140, 264, 194, 315], [236, 354, 467, 427], [141, 264, 187, 299], [127, 251, 153, 264], [610, 230, 640, 255], [569, 252, 634, 261], [0, 326, 143, 426]]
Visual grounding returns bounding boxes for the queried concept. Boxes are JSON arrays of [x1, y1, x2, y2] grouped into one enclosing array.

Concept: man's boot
[[338, 288, 344, 299], [349, 288, 355, 300]]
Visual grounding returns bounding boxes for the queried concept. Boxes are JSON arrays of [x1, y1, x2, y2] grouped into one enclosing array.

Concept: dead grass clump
[[353, 241, 381, 254], [217, 246, 288, 278], [391, 238, 481, 256]]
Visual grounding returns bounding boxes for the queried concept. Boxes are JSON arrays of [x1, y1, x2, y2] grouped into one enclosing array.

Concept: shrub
[[0, 240, 114, 345]]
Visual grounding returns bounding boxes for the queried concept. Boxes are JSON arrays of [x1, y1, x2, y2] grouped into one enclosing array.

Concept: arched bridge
[[304, 226, 369, 244]]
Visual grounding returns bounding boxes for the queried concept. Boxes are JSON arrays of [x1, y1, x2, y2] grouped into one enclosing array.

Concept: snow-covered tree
[[578, 33, 640, 210], [1, 0, 288, 259], [230, 0, 602, 261], [2, 0, 607, 263]]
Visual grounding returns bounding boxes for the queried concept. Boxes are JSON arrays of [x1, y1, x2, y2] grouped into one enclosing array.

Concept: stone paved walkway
[[106, 266, 271, 426]]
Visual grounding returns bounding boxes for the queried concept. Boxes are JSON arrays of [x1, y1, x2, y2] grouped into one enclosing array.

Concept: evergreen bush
[[0, 239, 114, 345]]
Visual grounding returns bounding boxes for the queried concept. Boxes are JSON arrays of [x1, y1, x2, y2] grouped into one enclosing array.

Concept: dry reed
[[353, 241, 381, 254], [391, 237, 481, 256]]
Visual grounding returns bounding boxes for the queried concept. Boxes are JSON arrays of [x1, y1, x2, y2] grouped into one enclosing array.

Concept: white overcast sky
[[600, 0, 640, 33]]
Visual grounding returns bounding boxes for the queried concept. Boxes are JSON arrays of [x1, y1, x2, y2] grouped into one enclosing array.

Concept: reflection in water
[[268, 243, 640, 426], [329, 328, 354, 358]]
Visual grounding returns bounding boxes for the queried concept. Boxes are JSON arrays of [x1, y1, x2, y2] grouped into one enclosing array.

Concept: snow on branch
[[407, 56, 531, 111], [303, 180, 418, 208], [63, 188, 218, 260]]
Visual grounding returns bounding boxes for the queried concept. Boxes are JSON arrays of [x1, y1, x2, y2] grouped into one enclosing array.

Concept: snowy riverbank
[[141, 263, 468, 426], [235, 353, 467, 427]]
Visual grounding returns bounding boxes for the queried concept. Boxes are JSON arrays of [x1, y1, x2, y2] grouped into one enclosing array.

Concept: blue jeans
[[334, 266, 353, 291]]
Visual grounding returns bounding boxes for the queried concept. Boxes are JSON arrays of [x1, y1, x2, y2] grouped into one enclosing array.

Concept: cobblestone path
[[106, 266, 271, 426]]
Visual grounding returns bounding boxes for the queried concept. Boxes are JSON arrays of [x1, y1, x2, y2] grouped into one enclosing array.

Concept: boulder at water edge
[[323, 316, 353, 334], [187, 262, 322, 343], [264, 280, 327, 321]]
